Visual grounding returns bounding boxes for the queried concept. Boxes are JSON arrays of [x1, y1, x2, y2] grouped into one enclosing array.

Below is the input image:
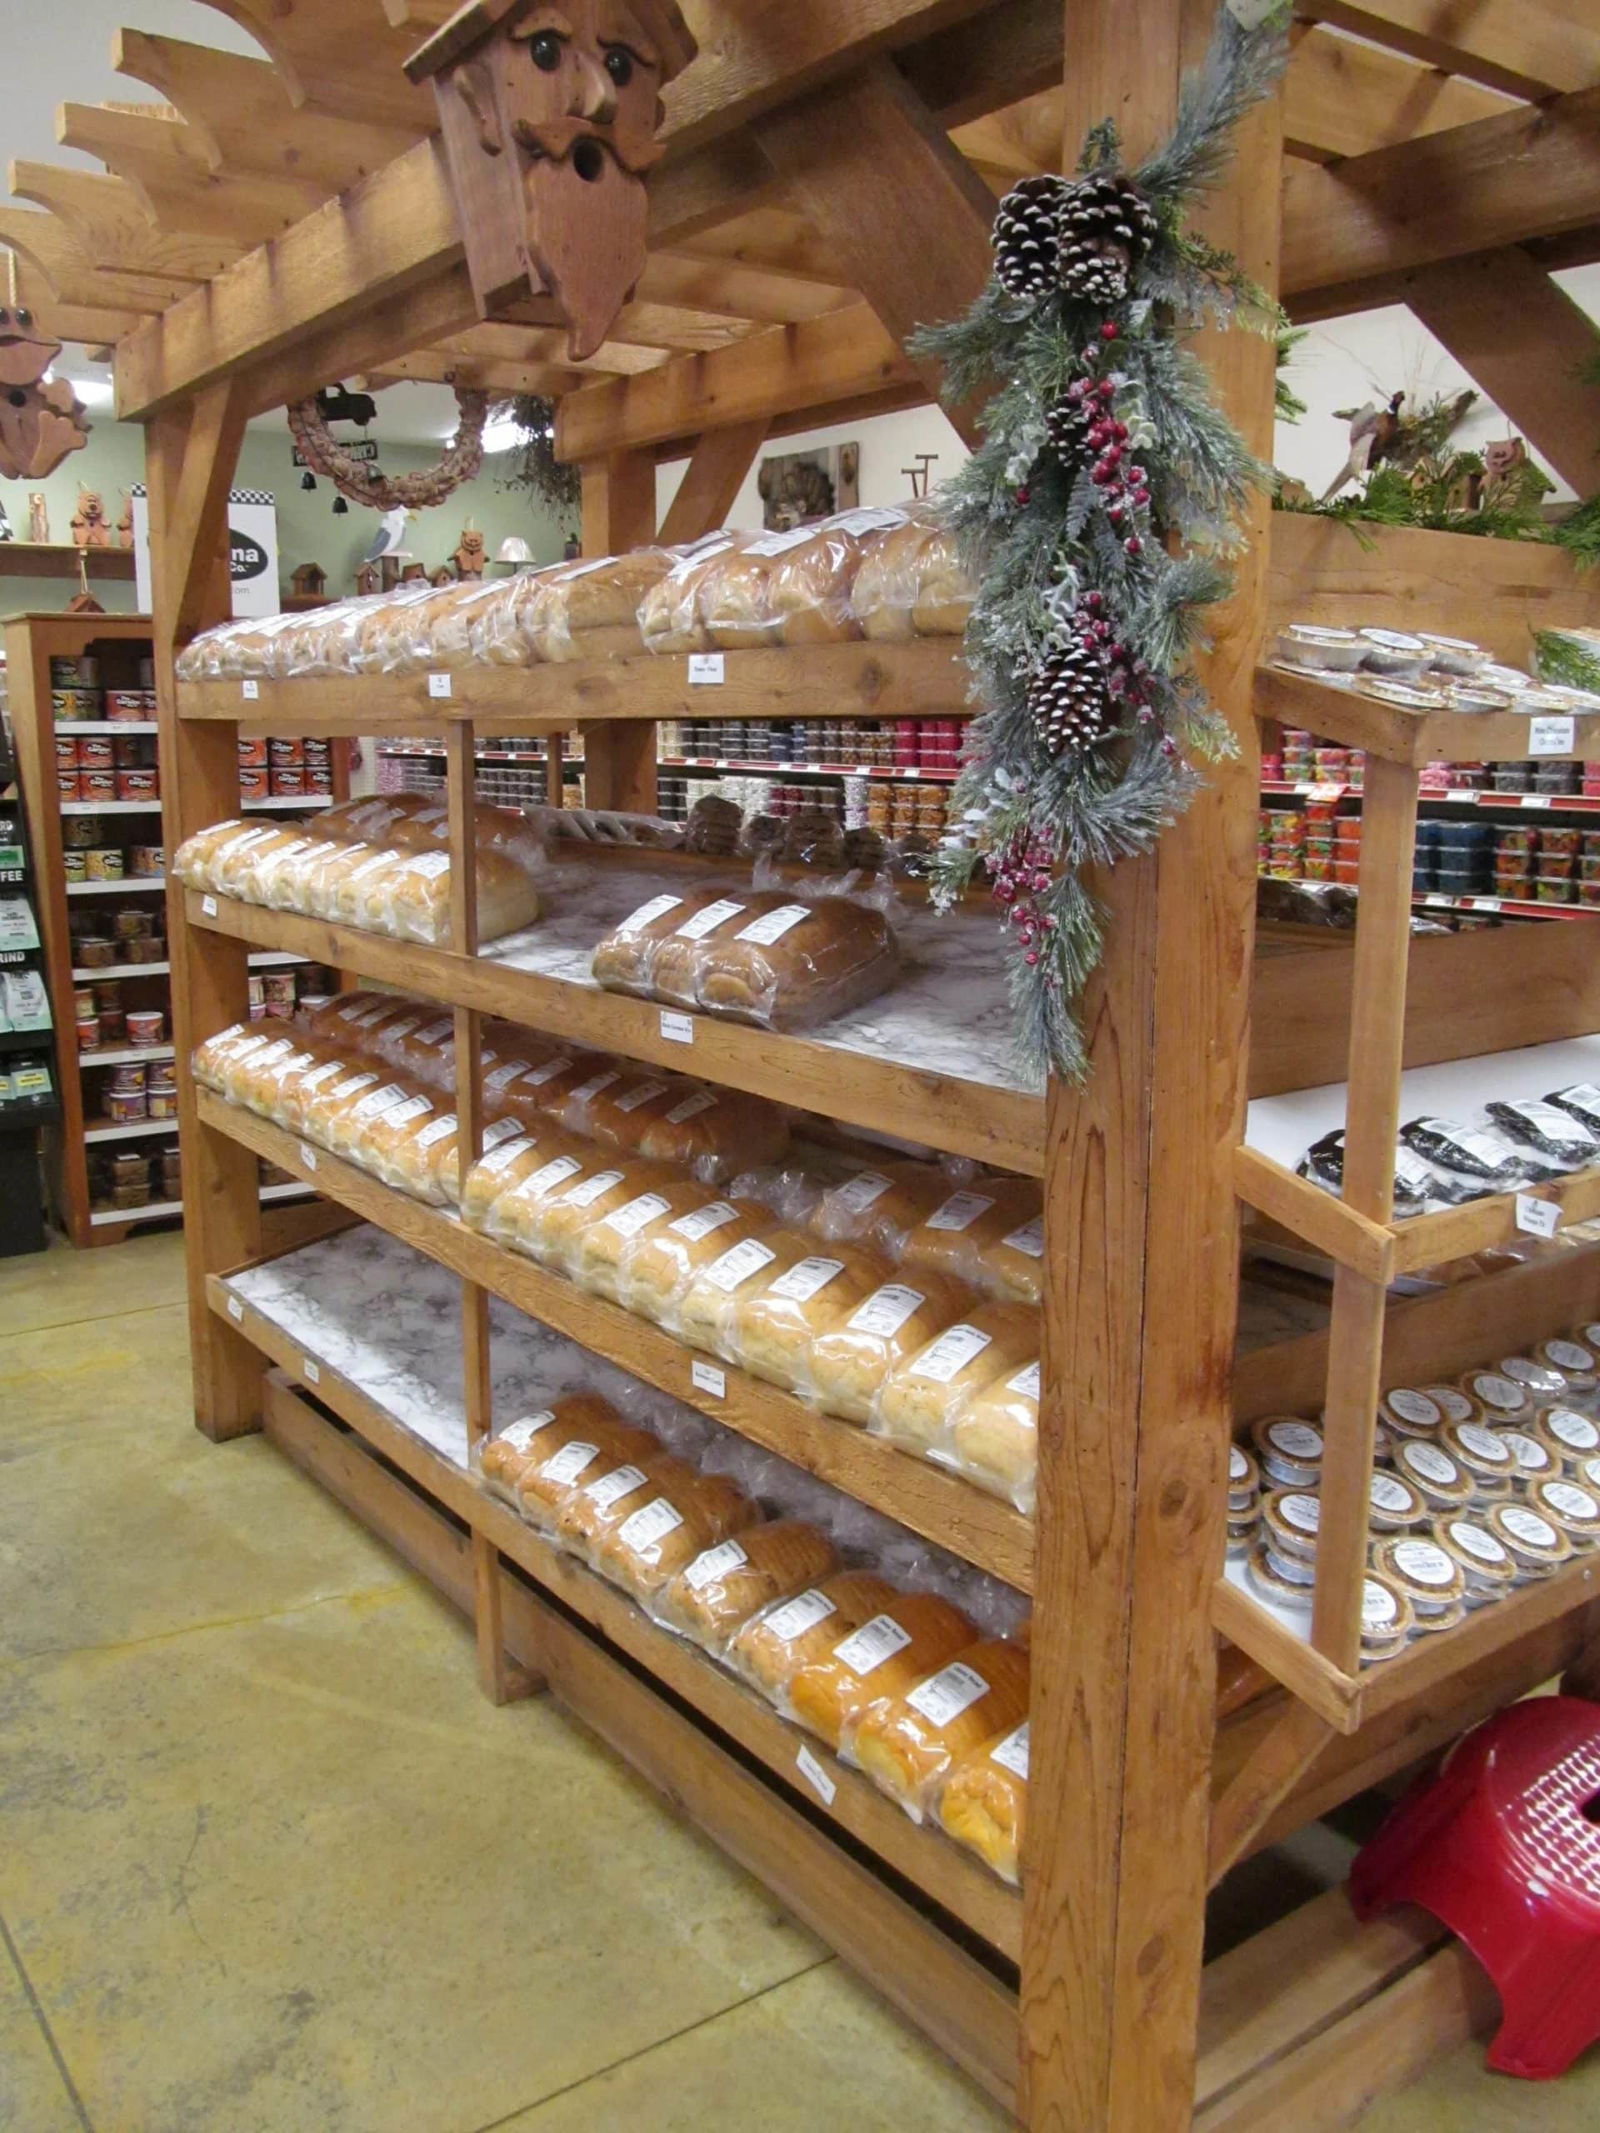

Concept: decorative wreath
[[287, 384, 490, 509]]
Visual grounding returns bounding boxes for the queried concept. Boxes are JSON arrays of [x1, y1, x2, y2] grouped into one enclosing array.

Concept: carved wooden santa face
[[507, 2, 667, 175]]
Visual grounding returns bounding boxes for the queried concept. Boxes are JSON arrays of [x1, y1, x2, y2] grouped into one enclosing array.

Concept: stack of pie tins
[[1245, 1487, 1321, 1615], [1533, 1332, 1598, 1394], [1431, 1512, 1518, 1608], [1486, 1500, 1573, 1580], [1535, 1404, 1600, 1472], [1226, 1444, 1261, 1558], [1370, 1536, 1466, 1633], [1360, 1570, 1413, 1662]]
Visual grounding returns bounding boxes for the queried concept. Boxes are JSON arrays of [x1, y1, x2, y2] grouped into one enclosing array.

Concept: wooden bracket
[[1208, 1700, 1336, 1887], [658, 419, 769, 545]]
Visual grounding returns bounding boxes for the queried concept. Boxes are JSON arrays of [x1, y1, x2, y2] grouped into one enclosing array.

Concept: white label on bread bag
[[517, 1053, 571, 1087], [561, 1168, 625, 1209], [847, 1284, 927, 1339], [831, 506, 909, 537], [1392, 1539, 1455, 1588], [763, 1589, 835, 1642], [383, 1095, 434, 1129], [540, 1441, 600, 1487], [685, 1539, 748, 1591], [602, 1192, 671, 1241], [670, 1201, 740, 1243], [734, 903, 813, 947], [619, 894, 683, 934], [417, 1114, 459, 1150], [348, 849, 399, 885], [499, 1412, 556, 1455], [381, 1016, 422, 1047], [832, 1614, 913, 1678], [665, 1090, 718, 1125], [911, 1323, 992, 1383], [674, 898, 747, 941], [769, 1257, 845, 1305], [795, 1743, 837, 1805], [478, 1134, 534, 1175], [614, 1078, 670, 1115], [481, 1118, 526, 1152], [1007, 1361, 1042, 1402], [484, 1059, 527, 1094], [352, 1081, 410, 1123], [704, 1236, 777, 1294], [991, 1722, 1029, 1781], [330, 1072, 380, 1103], [832, 1171, 892, 1216], [568, 1069, 620, 1107], [1502, 1505, 1558, 1549], [907, 1661, 991, 1729], [517, 1152, 582, 1196], [745, 526, 816, 556], [1001, 1215, 1045, 1259], [416, 1016, 456, 1045], [582, 1464, 649, 1512], [925, 1191, 995, 1233], [618, 1497, 685, 1553], [1549, 1409, 1600, 1451]]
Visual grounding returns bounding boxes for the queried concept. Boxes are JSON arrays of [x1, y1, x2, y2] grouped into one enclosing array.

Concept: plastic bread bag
[[851, 513, 940, 643], [251, 1036, 337, 1129], [172, 820, 269, 894], [976, 1211, 1046, 1305], [787, 1589, 977, 1756], [277, 1047, 364, 1139], [578, 1070, 689, 1154], [490, 1047, 616, 1131], [421, 1112, 532, 1209], [224, 829, 319, 906], [519, 1154, 674, 1280], [699, 537, 790, 650], [809, 1159, 956, 1255], [370, 1007, 456, 1084], [556, 1444, 689, 1567], [571, 1172, 712, 1306], [590, 1461, 762, 1601], [374, 846, 543, 948], [348, 1083, 455, 1195], [1549, 1084, 1600, 1139], [319, 1072, 423, 1164], [475, 1141, 593, 1249], [652, 1519, 840, 1652], [638, 533, 747, 654], [190, 1022, 279, 1092], [727, 1568, 901, 1705], [317, 792, 438, 842], [460, 1128, 578, 1231], [211, 1029, 298, 1110], [937, 1719, 1028, 1883], [634, 1084, 792, 1185], [341, 583, 439, 675], [591, 884, 748, 1001], [676, 1226, 820, 1362], [872, 1303, 1041, 1464], [852, 1637, 1030, 1824], [1486, 1098, 1599, 1171], [477, 1394, 620, 1506], [688, 888, 901, 1032], [767, 508, 909, 648], [898, 1178, 1044, 1293], [618, 1198, 775, 1335], [514, 1413, 662, 1536], [728, 1241, 895, 1397], [528, 549, 672, 663], [211, 823, 314, 902], [946, 1358, 1040, 1513], [807, 1272, 972, 1426], [466, 568, 542, 665], [728, 1161, 830, 1230], [296, 839, 386, 922]]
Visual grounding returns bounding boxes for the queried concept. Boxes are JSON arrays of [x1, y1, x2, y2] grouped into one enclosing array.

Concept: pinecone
[[1057, 172, 1159, 304], [992, 176, 1068, 301], [1029, 640, 1117, 758], [1044, 385, 1094, 465]]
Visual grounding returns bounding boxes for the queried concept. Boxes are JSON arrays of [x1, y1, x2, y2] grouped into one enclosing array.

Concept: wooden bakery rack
[[15, 2, 1600, 2125]]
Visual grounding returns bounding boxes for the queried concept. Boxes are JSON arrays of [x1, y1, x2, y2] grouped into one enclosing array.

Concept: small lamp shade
[[497, 536, 533, 563]]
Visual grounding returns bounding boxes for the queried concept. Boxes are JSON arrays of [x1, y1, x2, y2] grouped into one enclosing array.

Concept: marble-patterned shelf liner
[[487, 858, 1038, 1101]]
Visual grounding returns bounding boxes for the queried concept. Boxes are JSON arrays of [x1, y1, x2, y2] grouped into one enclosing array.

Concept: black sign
[[229, 531, 268, 582], [294, 439, 378, 466]]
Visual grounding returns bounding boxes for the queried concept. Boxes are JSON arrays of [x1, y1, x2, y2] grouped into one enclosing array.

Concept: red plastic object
[[1349, 1696, 1600, 2080]]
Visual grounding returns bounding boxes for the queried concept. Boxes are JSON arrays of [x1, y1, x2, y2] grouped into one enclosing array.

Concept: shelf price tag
[[227, 1294, 244, 1322], [687, 653, 725, 685], [427, 672, 452, 699], [795, 1744, 837, 1806], [201, 894, 218, 917], [1305, 782, 1345, 803], [659, 1009, 694, 1045], [1472, 897, 1503, 913], [1520, 794, 1550, 809], [304, 1358, 321, 1385], [299, 1142, 318, 1171], [691, 1359, 726, 1399], [1515, 1193, 1562, 1240], [1529, 715, 1575, 757], [241, 679, 259, 700]]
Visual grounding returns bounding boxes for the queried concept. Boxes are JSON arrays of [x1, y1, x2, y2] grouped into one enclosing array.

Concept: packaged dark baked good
[[1548, 1083, 1600, 1137], [1297, 1128, 1435, 1213], [1399, 1116, 1532, 1197], [1486, 1098, 1597, 1169]]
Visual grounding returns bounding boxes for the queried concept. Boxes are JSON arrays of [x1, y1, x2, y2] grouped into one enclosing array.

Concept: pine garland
[[912, 0, 1290, 1083]]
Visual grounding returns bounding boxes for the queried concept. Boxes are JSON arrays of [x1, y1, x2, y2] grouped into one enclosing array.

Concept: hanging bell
[[300, 470, 316, 492], [332, 496, 349, 516]]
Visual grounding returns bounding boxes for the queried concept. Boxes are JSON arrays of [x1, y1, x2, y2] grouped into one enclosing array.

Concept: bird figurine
[[1320, 392, 1405, 503], [361, 505, 412, 565]]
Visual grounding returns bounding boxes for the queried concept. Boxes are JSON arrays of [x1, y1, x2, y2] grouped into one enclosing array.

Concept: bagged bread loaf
[[571, 1173, 711, 1305], [654, 1520, 840, 1652], [729, 1569, 900, 1703], [787, 1590, 976, 1752], [478, 1394, 620, 1509], [693, 891, 900, 1031], [808, 1272, 971, 1426], [317, 792, 437, 841], [224, 828, 317, 904], [515, 1415, 661, 1535], [727, 1240, 893, 1395], [349, 1080, 452, 1193], [460, 1129, 580, 1232], [590, 1462, 760, 1600], [638, 535, 745, 654], [635, 891, 763, 1009], [529, 549, 669, 662], [852, 517, 938, 643], [250, 1037, 334, 1128], [873, 1301, 1041, 1460], [516, 1153, 674, 1278], [173, 819, 255, 892], [592, 885, 748, 999], [767, 515, 896, 646], [374, 845, 542, 946], [301, 839, 389, 921], [619, 1198, 774, 1335], [376, 1009, 459, 1086], [469, 569, 547, 666], [319, 1071, 423, 1164], [976, 1212, 1046, 1305], [676, 1226, 819, 1360], [634, 1083, 790, 1183], [223, 1030, 302, 1113], [571, 1069, 683, 1151], [556, 1445, 689, 1565], [270, 1046, 357, 1135], [192, 1022, 279, 1091], [812, 1160, 965, 1257], [475, 1141, 593, 1250], [937, 1720, 1028, 1884], [898, 1179, 1043, 1292], [912, 524, 976, 637], [948, 1359, 1040, 1512], [853, 1639, 1030, 1823]]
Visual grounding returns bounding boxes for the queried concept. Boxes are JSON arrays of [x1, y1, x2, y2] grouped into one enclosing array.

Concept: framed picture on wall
[[758, 443, 859, 530]]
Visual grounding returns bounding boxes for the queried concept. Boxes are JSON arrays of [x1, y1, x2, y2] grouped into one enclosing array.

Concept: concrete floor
[[0, 1229, 1595, 2132]]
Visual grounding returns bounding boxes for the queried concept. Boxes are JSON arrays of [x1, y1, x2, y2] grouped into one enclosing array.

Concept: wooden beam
[[55, 102, 325, 245], [658, 420, 769, 543], [0, 205, 180, 315], [758, 60, 997, 446], [642, 250, 856, 326], [1282, 84, 1600, 304], [194, 0, 435, 131], [581, 454, 658, 814], [3, 255, 135, 346], [1299, 1, 1600, 103], [366, 350, 585, 398], [1207, 1703, 1334, 1887], [1398, 246, 1600, 495], [231, 261, 482, 420], [8, 163, 240, 285], [1282, 26, 1521, 162]]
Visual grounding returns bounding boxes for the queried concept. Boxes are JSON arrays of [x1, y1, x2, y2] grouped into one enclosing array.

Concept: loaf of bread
[[727, 1240, 894, 1395], [975, 1212, 1046, 1305], [618, 1199, 775, 1334], [515, 1416, 662, 1535], [948, 1358, 1040, 1511], [654, 1520, 840, 1652], [460, 1128, 577, 1232], [873, 1302, 1041, 1459], [469, 569, 547, 666], [767, 521, 872, 646], [853, 1639, 1030, 1822], [644, 892, 765, 1010], [574, 1070, 683, 1151], [912, 524, 976, 637], [479, 1393, 620, 1508], [676, 1225, 818, 1360], [224, 1031, 305, 1114], [298, 838, 387, 921], [937, 1721, 1028, 1883], [492, 1046, 616, 1127], [898, 1179, 1043, 1291], [321, 1072, 425, 1164], [597, 1468, 763, 1601], [521, 1154, 676, 1278], [248, 1035, 334, 1125], [531, 549, 670, 662], [353, 1082, 457, 1195], [273, 1046, 358, 1135], [788, 1590, 977, 1753], [571, 1173, 710, 1305], [852, 518, 937, 643], [378, 802, 450, 850], [371, 845, 542, 947], [810, 1160, 956, 1255], [378, 1009, 460, 1086], [556, 1446, 690, 1565], [728, 1569, 900, 1703], [639, 536, 746, 654], [192, 1022, 279, 1091], [691, 892, 900, 1031], [807, 1272, 971, 1426], [473, 1142, 593, 1249], [318, 792, 438, 840], [637, 1084, 790, 1182]]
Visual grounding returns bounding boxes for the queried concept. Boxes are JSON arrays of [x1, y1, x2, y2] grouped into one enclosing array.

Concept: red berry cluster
[[1076, 590, 1152, 711], [991, 830, 1059, 967]]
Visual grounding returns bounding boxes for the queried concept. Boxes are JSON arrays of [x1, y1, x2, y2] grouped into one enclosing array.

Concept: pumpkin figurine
[[0, 306, 89, 481]]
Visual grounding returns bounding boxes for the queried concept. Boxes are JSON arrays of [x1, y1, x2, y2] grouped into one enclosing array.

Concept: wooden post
[[581, 450, 659, 814], [1021, 7, 1281, 2125], [148, 379, 264, 1439], [658, 421, 770, 546]]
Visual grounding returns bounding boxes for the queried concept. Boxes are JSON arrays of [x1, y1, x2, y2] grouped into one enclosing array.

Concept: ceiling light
[[480, 417, 525, 455], [70, 379, 114, 407]]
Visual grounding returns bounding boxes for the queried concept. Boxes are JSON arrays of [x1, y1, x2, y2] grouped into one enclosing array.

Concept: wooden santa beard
[[522, 146, 649, 360]]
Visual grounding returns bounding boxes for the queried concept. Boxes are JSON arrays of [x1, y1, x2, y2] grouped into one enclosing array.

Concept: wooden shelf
[[77, 1042, 174, 1067], [242, 793, 334, 811], [66, 876, 165, 895], [87, 1180, 314, 1227], [83, 1116, 181, 1143], [0, 542, 136, 581], [184, 888, 1045, 1176], [61, 800, 163, 815], [1256, 663, 1600, 767], [53, 720, 159, 735], [176, 639, 974, 737], [195, 1086, 1035, 1591]]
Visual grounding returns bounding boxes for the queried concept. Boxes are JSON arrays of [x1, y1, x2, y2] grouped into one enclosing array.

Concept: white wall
[[656, 404, 971, 531]]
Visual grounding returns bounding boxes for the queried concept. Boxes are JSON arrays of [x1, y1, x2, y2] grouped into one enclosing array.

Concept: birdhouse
[[404, 0, 696, 361], [290, 561, 328, 598]]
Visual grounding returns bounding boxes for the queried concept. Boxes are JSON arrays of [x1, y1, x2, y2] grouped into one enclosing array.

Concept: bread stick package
[[873, 1302, 1041, 1462], [728, 1569, 900, 1704], [937, 1719, 1028, 1883], [853, 1638, 1030, 1823], [788, 1589, 976, 1754], [808, 1273, 971, 1426], [654, 1519, 840, 1652]]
